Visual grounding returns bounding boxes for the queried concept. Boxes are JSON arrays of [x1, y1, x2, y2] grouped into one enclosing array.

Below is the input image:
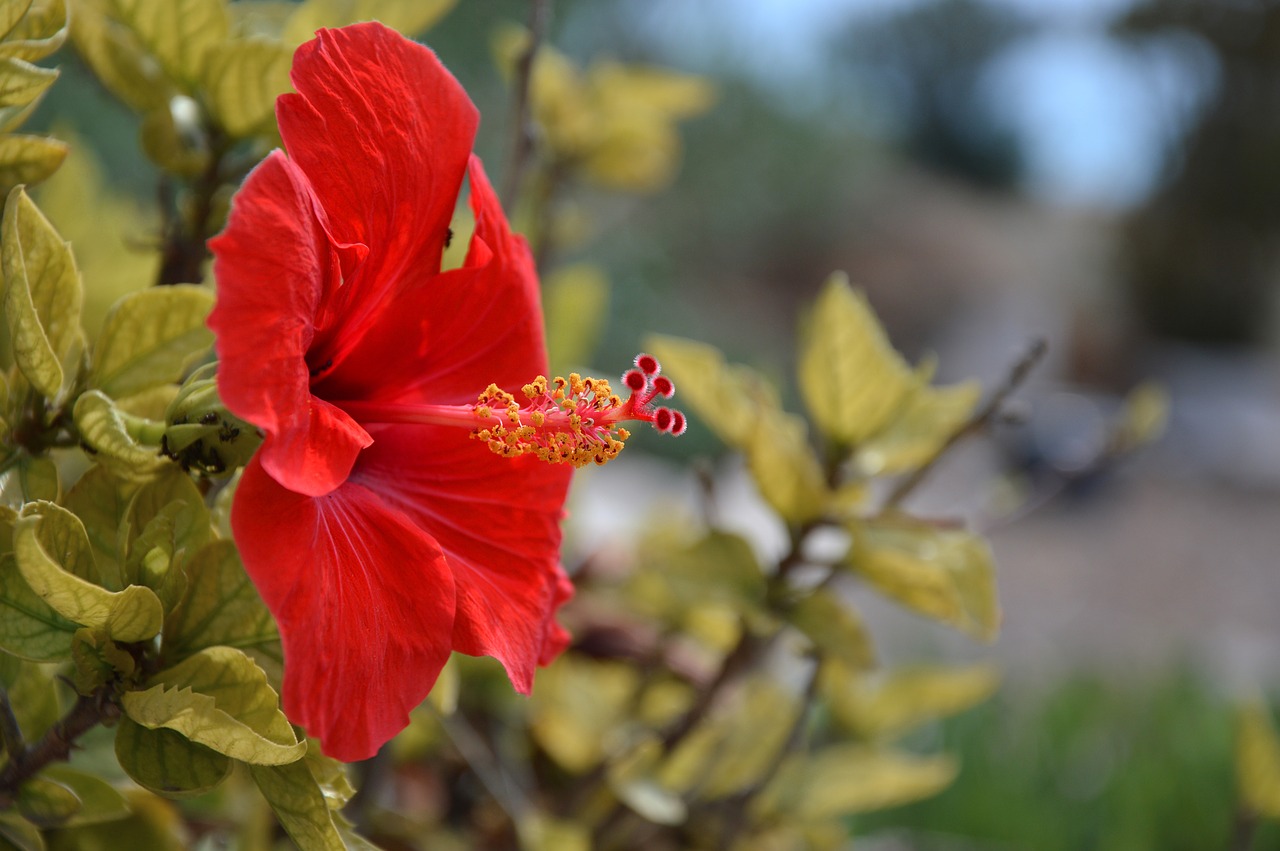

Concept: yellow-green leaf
[[647, 335, 778, 450], [1237, 700, 1280, 818], [855, 379, 980, 476], [61, 464, 130, 589], [14, 453, 56, 502], [40, 765, 131, 826], [0, 553, 76, 661], [0, 1, 35, 43], [89, 284, 213, 398], [73, 390, 171, 483], [0, 0, 67, 62], [0, 816, 42, 851], [520, 813, 590, 851], [757, 746, 957, 821], [2, 185, 82, 398], [283, 0, 455, 45], [68, 0, 172, 112], [16, 776, 81, 827], [114, 717, 231, 799], [0, 58, 56, 108], [823, 663, 1000, 741], [663, 678, 798, 799], [850, 519, 1000, 641], [121, 646, 304, 765], [107, 0, 229, 89], [790, 589, 875, 670], [530, 655, 640, 774], [748, 409, 827, 523], [0, 133, 66, 190], [249, 760, 346, 851], [165, 540, 278, 666], [0, 653, 58, 739], [798, 273, 915, 447], [631, 530, 765, 625], [543, 263, 608, 375], [13, 501, 163, 641], [201, 37, 291, 137]]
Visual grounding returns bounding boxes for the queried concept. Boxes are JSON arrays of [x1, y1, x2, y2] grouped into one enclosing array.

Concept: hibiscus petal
[[233, 456, 457, 761], [277, 22, 477, 314], [315, 155, 547, 406], [209, 150, 371, 497], [353, 424, 574, 693]]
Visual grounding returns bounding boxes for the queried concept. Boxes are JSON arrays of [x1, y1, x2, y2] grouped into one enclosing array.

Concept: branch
[[0, 691, 24, 762], [884, 337, 1047, 509], [0, 688, 118, 806], [502, 0, 551, 213]]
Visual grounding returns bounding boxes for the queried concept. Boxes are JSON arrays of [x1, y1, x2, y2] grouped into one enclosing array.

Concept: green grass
[[855, 668, 1280, 851]]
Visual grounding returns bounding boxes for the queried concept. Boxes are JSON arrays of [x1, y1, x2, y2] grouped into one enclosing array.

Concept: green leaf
[[0, 0, 67, 62], [850, 519, 1000, 641], [1237, 700, 1280, 818], [756, 745, 957, 821], [0, 59, 56, 108], [14, 454, 56, 502], [283, 0, 455, 45], [164, 540, 278, 665], [67, 0, 172, 112], [543, 263, 608, 375], [200, 38, 291, 137], [797, 273, 915, 448], [88, 285, 213, 398], [0, 135, 65, 191], [73, 391, 171, 484], [114, 717, 230, 799], [13, 502, 163, 642], [647, 335, 778, 450], [855, 378, 981, 476], [39, 765, 131, 826], [15, 776, 80, 828], [822, 663, 1000, 741], [71, 626, 137, 693], [0, 553, 75, 661], [121, 646, 304, 765], [747, 408, 827, 523], [2, 186, 82, 398], [789, 589, 875, 670], [249, 760, 346, 851], [107, 0, 229, 89], [0, 653, 57, 738]]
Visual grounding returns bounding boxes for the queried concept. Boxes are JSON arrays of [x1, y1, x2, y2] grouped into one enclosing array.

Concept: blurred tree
[[1116, 1, 1280, 346], [828, 0, 1030, 190]]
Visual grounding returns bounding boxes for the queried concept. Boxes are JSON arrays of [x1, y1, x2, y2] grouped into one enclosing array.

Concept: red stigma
[[654, 408, 674, 432], [623, 369, 647, 392], [670, 411, 687, 436], [619, 354, 686, 439], [652, 375, 674, 398], [635, 353, 660, 375]]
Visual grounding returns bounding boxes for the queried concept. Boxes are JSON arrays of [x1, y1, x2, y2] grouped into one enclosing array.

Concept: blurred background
[[41, 0, 1280, 847]]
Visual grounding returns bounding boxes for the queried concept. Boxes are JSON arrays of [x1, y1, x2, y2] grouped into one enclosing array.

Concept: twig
[[155, 129, 230, 286], [502, 0, 551, 214], [884, 337, 1047, 509], [0, 688, 117, 806]]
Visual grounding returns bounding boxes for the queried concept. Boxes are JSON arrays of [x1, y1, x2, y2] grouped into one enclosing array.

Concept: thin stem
[[0, 688, 117, 806], [884, 337, 1047, 510], [156, 129, 230, 286], [502, 0, 551, 214], [432, 707, 531, 825]]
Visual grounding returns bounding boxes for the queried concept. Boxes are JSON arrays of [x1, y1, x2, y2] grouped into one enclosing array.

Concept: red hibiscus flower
[[207, 23, 577, 761]]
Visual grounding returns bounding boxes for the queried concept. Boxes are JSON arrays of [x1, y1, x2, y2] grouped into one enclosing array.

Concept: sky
[[604, 0, 1213, 208]]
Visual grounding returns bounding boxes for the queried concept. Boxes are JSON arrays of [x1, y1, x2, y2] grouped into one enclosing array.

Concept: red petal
[[209, 151, 371, 497], [315, 155, 546, 406], [233, 456, 456, 761], [352, 424, 574, 693], [277, 23, 477, 330]]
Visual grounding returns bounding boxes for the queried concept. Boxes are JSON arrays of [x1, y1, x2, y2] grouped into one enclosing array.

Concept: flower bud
[[162, 365, 262, 475]]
